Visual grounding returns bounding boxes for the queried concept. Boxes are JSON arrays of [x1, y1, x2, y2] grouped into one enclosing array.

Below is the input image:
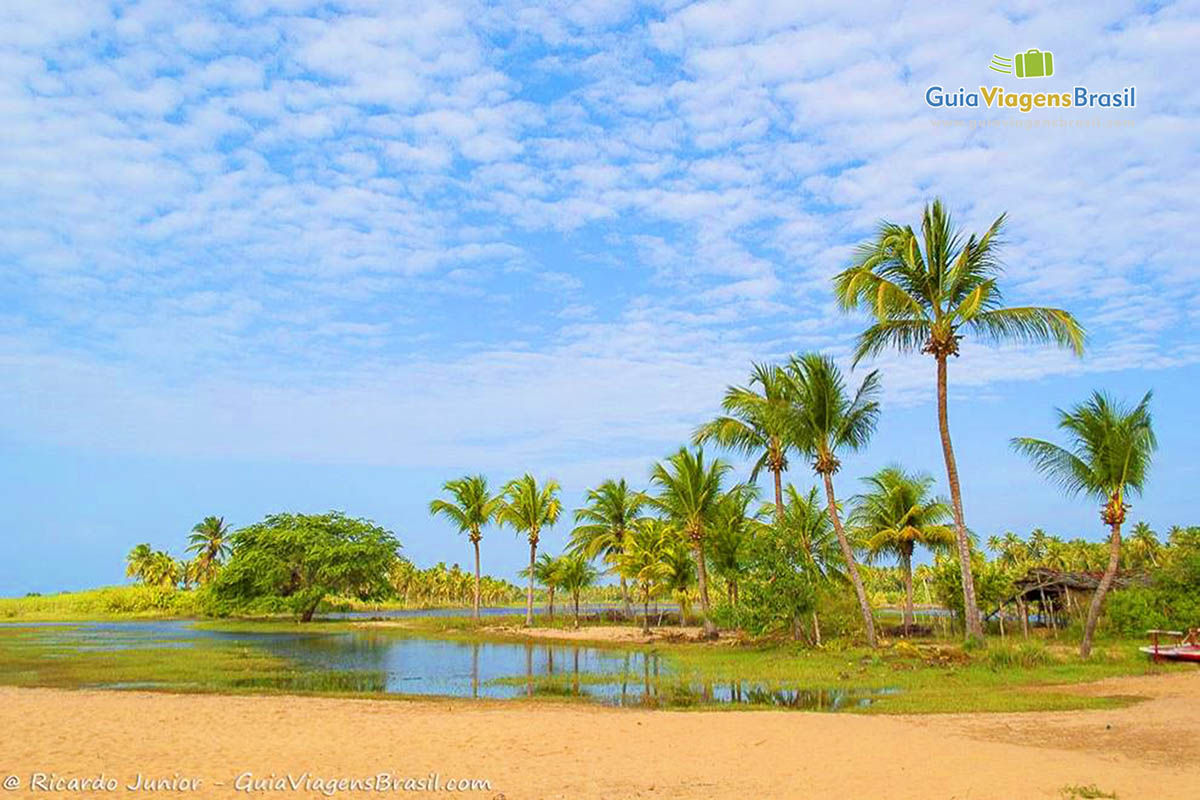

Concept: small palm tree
[[569, 479, 646, 617], [707, 485, 761, 606], [1126, 522, 1162, 569], [142, 550, 180, 589], [557, 553, 599, 628], [520, 553, 564, 620], [429, 475, 499, 620], [788, 352, 881, 647], [693, 363, 798, 520], [125, 543, 154, 583], [1012, 391, 1156, 657], [835, 199, 1085, 642], [851, 466, 955, 635], [775, 484, 848, 645], [618, 519, 675, 634], [496, 475, 563, 627], [186, 516, 231, 585], [648, 447, 732, 637]]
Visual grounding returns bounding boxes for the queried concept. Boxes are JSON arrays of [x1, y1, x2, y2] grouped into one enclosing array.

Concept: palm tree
[[521, 553, 563, 620], [1126, 522, 1162, 569], [707, 485, 761, 606], [125, 543, 154, 583], [693, 363, 797, 520], [1012, 391, 1156, 657], [835, 199, 1085, 641], [618, 519, 675, 634], [186, 516, 231, 585], [851, 466, 955, 635], [788, 352, 881, 647], [557, 553, 599, 628], [569, 479, 646, 617], [775, 484, 848, 644], [648, 447, 732, 638], [429, 475, 498, 620], [496, 474, 563, 627], [142, 550, 180, 589]]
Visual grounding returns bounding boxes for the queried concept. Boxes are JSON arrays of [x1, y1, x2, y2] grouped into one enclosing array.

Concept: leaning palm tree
[[557, 553, 599, 629], [851, 466, 955, 636], [125, 543, 154, 583], [693, 363, 798, 520], [569, 479, 646, 617], [835, 199, 1085, 641], [186, 516, 232, 585], [429, 475, 498, 620], [788, 352, 881, 647], [648, 447, 731, 637], [1012, 391, 1156, 657], [496, 474, 563, 627]]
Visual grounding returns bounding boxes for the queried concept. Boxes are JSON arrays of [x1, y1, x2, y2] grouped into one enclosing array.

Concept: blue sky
[[2, 1, 1198, 594]]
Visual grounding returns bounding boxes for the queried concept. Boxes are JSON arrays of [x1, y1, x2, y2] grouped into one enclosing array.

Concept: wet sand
[[1, 671, 1196, 799]]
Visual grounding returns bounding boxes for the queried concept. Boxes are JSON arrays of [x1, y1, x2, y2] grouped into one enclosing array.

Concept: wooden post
[[1019, 597, 1029, 638]]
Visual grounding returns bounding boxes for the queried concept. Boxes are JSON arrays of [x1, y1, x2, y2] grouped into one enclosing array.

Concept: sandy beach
[[1, 672, 1196, 799]]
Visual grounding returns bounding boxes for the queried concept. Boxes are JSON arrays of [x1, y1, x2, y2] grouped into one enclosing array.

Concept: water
[[6, 620, 896, 709]]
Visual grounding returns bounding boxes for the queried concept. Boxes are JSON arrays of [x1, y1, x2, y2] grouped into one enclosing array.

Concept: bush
[[1106, 587, 1200, 636], [986, 641, 1054, 670]]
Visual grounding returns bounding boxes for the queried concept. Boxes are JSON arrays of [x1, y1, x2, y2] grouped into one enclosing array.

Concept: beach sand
[[1, 671, 1196, 799]]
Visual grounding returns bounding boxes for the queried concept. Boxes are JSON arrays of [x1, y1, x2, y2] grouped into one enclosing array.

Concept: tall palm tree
[[648, 447, 731, 637], [693, 363, 797, 520], [1126, 522, 1162, 569], [1012, 391, 1156, 657], [851, 466, 955, 635], [125, 543, 154, 583], [569, 479, 646, 617], [618, 519, 675, 634], [496, 474, 563, 627], [429, 475, 498, 620], [835, 199, 1085, 641], [557, 553, 599, 629], [788, 352, 881, 648], [186, 516, 232, 585]]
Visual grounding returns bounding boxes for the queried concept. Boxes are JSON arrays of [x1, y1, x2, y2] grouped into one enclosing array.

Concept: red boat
[[1141, 629, 1200, 662]]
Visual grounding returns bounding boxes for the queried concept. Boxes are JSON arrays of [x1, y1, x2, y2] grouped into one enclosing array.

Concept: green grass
[[0, 586, 205, 621], [0, 613, 1186, 714], [1060, 784, 1119, 799]]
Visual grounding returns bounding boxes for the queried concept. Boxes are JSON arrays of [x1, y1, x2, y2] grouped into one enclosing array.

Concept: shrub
[[986, 641, 1054, 670]]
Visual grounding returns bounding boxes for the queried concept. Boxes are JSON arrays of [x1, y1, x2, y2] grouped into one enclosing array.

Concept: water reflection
[[17, 621, 898, 709]]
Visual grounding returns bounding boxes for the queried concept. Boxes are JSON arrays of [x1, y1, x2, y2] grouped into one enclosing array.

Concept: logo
[[924, 49, 1134, 113], [989, 49, 1054, 79]]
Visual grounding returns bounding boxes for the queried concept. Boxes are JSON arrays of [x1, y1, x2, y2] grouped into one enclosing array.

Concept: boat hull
[[1140, 645, 1200, 662]]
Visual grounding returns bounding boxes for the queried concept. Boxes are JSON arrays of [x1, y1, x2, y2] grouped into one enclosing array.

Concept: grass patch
[[1060, 784, 1119, 799]]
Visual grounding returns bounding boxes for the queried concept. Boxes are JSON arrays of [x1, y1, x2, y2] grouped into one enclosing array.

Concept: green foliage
[[0, 585, 205, 620], [212, 512, 401, 621], [730, 517, 820, 637], [929, 552, 1014, 623], [388, 559, 521, 608], [986, 642, 1054, 670]]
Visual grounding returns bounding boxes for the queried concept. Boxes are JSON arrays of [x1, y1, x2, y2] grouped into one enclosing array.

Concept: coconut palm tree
[[1012, 390, 1156, 657], [496, 474, 563, 627], [775, 484, 848, 644], [835, 199, 1085, 641], [1126, 522, 1162, 569], [142, 550, 180, 589], [186, 516, 232, 585], [125, 543, 154, 583], [648, 447, 732, 638], [788, 352, 881, 648], [851, 466, 955, 635], [693, 363, 798, 520], [707, 484, 761, 606], [557, 553, 599, 629], [569, 479, 646, 617], [429, 475, 499, 620], [520, 553, 564, 620], [618, 519, 676, 634]]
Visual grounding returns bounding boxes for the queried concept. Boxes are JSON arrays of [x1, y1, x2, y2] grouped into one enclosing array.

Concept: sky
[[1, 0, 1198, 595]]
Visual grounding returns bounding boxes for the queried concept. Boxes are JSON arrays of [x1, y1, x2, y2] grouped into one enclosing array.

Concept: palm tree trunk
[[525, 539, 536, 627], [812, 610, 822, 646], [773, 466, 785, 522], [1081, 518, 1122, 658], [935, 353, 984, 642], [642, 594, 650, 634], [901, 545, 914, 637], [821, 472, 877, 648], [693, 536, 717, 638], [548, 587, 555, 621], [573, 592, 580, 629], [620, 576, 632, 618], [472, 538, 481, 621]]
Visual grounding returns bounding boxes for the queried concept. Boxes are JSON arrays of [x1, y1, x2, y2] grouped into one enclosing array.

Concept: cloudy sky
[[2, 0, 1198, 593]]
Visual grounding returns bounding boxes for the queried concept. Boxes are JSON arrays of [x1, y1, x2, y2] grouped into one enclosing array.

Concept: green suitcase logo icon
[[1014, 48, 1053, 78]]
